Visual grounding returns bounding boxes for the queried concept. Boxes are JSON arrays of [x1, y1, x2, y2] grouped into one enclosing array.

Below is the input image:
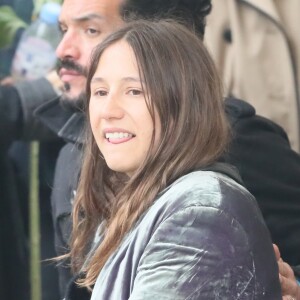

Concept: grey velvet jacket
[[87, 170, 281, 300]]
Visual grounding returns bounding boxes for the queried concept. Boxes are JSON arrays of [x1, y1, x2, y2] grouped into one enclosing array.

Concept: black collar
[[34, 97, 85, 144]]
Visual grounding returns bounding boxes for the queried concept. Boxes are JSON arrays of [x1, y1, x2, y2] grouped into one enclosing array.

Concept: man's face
[[56, 0, 124, 102]]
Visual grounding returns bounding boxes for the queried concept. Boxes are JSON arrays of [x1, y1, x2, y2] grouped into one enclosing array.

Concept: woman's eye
[[95, 90, 107, 96], [128, 89, 143, 96]]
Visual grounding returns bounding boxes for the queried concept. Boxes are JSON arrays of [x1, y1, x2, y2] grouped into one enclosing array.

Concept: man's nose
[[56, 30, 80, 60]]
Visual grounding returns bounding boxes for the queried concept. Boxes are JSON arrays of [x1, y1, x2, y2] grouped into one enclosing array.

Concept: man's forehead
[[70, 13, 104, 24], [60, 0, 123, 22]]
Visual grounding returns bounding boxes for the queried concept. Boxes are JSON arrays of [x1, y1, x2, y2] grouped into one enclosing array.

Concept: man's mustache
[[56, 59, 88, 77]]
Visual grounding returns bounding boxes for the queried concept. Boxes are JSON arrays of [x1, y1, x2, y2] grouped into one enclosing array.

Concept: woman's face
[[89, 40, 161, 176]]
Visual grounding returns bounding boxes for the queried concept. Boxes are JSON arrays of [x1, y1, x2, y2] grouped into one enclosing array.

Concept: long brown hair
[[71, 19, 230, 288]]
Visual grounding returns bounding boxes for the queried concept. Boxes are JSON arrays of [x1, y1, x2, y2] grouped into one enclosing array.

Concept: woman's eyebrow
[[91, 77, 144, 84]]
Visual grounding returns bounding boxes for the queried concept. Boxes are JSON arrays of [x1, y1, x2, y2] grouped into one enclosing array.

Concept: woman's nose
[[99, 95, 124, 120]]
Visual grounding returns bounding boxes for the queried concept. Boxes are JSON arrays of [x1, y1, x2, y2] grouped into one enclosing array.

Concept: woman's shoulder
[[148, 170, 263, 230], [131, 170, 281, 300], [162, 170, 253, 208]]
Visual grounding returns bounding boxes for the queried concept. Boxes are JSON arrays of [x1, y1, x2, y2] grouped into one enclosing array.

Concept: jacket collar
[[34, 97, 85, 144], [224, 97, 256, 126]]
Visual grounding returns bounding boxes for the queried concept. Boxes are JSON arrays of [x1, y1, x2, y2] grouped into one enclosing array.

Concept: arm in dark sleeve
[[0, 84, 23, 146], [0, 78, 59, 143], [227, 112, 300, 275], [15, 78, 59, 140]]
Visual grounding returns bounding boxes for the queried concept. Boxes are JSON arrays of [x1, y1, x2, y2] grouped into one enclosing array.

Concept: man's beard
[[56, 58, 88, 112], [60, 88, 86, 112]]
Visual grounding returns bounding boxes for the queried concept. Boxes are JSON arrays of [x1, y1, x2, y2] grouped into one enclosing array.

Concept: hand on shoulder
[[273, 244, 300, 300]]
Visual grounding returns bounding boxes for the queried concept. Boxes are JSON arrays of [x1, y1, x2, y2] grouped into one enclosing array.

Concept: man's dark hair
[[120, 0, 212, 38]]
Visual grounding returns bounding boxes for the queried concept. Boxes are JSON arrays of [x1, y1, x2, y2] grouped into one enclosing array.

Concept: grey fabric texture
[[89, 171, 281, 300]]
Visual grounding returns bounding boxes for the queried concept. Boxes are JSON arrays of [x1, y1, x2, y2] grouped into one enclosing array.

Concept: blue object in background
[[0, 0, 34, 76]]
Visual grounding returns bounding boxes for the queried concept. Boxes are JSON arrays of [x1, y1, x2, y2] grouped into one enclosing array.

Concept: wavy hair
[[70, 19, 230, 288]]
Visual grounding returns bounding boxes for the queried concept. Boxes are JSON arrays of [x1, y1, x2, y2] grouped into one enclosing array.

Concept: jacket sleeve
[[227, 113, 300, 276], [0, 79, 58, 143], [0, 84, 23, 146], [14, 77, 58, 141], [129, 205, 280, 300]]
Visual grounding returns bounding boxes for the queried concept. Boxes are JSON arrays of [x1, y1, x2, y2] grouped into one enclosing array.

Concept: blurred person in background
[[205, 0, 300, 282], [0, 1, 62, 299], [205, 0, 300, 152]]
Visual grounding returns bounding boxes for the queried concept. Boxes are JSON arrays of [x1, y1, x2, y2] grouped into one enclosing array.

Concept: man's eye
[[59, 27, 67, 35], [86, 28, 100, 36]]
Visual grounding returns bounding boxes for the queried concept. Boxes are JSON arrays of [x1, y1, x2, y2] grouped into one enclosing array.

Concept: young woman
[[66, 20, 281, 299]]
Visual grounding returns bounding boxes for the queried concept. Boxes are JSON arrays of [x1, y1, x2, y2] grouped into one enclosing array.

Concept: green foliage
[[0, 5, 27, 49]]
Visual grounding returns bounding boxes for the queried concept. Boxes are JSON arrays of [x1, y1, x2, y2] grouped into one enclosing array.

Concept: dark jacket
[[34, 98, 85, 295], [224, 98, 300, 277], [0, 81, 63, 300], [0, 85, 29, 300], [0, 140, 29, 300], [70, 170, 281, 299], [0, 79, 83, 298]]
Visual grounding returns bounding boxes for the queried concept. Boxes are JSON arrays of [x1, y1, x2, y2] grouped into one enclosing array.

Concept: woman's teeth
[[105, 132, 133, 139]]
